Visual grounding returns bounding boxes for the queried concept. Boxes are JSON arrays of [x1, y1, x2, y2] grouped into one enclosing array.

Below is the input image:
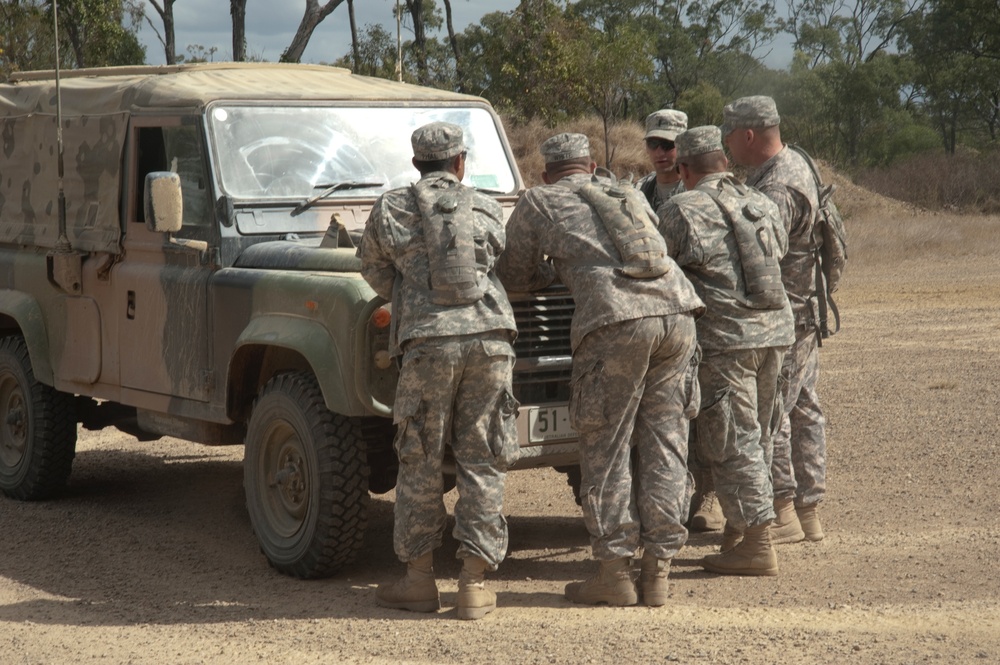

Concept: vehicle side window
[[135, 125, 212, 237]]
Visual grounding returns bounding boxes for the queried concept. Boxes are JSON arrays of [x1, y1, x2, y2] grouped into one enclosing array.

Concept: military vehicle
[[0, 63, 577, 578]]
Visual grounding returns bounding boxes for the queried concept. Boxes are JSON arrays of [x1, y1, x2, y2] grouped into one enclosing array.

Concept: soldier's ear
[[542, 170, 552, 185]]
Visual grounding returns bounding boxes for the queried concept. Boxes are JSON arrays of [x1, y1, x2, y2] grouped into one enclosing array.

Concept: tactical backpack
[[700, 177, 787, 310], [789, 145, 848, 341], [411, 178, 487, 306], [567, 175, 671, 279]]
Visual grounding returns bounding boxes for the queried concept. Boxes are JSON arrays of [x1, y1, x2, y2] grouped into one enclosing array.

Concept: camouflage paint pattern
[[771, 330, 826, 506], [497, 172, 703, 351], [658, 172, 795, 352], [359, 171, 516, 356], [696, 346, 784, 530], [571, 314, 699, 560], [390, 332, 517, 567]]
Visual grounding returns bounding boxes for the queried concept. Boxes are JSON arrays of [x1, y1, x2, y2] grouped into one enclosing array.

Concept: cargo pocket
[[683, 346, 702, 420], [569, 360, 608, 433], [488, 389, 521, 470], [769, 372, 787, 441], [392, 389, 427, 464], [581, 485, 606, 539], [481, 339, 520, 469], [696, 388, 735, 464]]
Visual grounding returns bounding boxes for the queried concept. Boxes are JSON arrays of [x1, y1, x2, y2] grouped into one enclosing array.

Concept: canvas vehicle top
[[0, 63, 578, 579]]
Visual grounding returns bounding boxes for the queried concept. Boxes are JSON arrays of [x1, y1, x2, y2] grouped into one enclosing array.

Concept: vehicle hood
[[233, 241, 362, 272]]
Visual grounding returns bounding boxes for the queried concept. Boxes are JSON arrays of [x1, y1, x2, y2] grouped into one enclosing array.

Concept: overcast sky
[[137, 0, 791, 69]]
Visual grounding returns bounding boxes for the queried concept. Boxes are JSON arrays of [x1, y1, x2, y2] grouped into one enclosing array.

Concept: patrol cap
[[644, 109, 688, 141], [676, 126, 723, 159], [540, 133, 590, 164], [720, 95, 781, 136], [411, 121, 466, 161]]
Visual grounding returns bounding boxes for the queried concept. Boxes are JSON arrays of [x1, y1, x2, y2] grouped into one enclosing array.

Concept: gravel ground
[[2, 214, 999, 664]]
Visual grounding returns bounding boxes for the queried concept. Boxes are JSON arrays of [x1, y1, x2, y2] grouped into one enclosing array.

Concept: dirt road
[[2, 210, 999, 664]]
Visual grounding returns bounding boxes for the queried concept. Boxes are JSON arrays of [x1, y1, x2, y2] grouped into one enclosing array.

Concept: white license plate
[[527, 405, 575, 443]]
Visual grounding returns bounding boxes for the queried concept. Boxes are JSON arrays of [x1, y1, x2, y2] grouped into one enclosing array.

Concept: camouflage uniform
[[658, 126, 795, 531], [497, 133, 704, 562], [359, 122, 518, 569], [738, 105, 828, 510], [636, 109, 688, 213]]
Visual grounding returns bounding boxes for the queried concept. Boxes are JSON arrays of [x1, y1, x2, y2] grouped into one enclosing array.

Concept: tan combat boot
[[456, 557, 496, 621], [375, 551, 440, 612], [701, 521, 778, 576], [690, 490, 726, 531], [638, 551, 670, 607], [771, 497, 806, 544], [565, 557, 638, 606], [719, 521, 743, 551], [796, 503, 825, 541]]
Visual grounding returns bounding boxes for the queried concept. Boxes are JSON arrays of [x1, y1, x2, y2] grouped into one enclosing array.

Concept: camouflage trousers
[[695, 346, 784, 530], [391, 331, 519, 569], [571, 313, 699, 561], [771, 331, 827, 506]]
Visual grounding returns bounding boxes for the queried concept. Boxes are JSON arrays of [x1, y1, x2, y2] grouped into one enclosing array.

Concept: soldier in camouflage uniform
[[635, 109, 688, 213], [658, 126, 795, 576], [637, 110, 724, 533], [722, 96, 829, 544], [498, 133, 704, 607], [359, 122, 519, 620]]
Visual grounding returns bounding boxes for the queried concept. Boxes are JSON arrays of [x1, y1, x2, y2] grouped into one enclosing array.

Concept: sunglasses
[[645, 138, 675, 151]]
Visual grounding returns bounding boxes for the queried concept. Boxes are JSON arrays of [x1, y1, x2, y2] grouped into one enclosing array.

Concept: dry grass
[[856, 150, 1000, 214], [503, 116, 651, 187]]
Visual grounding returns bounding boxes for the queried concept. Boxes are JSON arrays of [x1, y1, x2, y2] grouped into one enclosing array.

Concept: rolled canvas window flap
[[0, 111, 128, 255]]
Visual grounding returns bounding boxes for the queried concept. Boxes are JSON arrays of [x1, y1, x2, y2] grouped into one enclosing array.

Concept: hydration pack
[[412, 178, 487, 306], [572, 176, 671, 279], [788, 145, 847, 340], [701, 178, 786, 310]]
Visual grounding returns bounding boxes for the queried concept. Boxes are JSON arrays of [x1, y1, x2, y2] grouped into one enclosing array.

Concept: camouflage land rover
[[0, 63, 578, 579]]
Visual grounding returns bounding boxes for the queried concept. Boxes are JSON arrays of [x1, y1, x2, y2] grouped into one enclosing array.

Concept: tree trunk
[[443, 0, 463, 92], [148, 0, 177, 65], [348, 0, 359, 71], [281, 0, 346, 63], [231, 0, 247, 62], [404, 0, 428, 85]]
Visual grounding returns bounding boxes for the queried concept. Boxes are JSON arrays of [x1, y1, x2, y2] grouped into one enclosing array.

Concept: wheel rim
[[260, 419, 310, 539], [0, 370, 27, 468]]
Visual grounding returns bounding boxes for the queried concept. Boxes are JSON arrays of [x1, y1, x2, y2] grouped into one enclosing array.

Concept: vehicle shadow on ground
[[0, 445, 627, 626]]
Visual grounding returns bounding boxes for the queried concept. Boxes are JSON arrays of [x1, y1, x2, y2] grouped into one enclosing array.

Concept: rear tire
[[0, 335, 77, 500], [244, 371, 368, 579]]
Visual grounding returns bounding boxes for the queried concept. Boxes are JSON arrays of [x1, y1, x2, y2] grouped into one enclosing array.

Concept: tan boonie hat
[[540, 133, 590, 164], [720, 95, 781, 136], [676, 126, 723, 159], [411, 121, 466, 161], [644, 109, 688, 141]]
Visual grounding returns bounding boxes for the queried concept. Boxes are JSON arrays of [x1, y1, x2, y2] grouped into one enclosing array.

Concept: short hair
[[543, 155, 592, 175], [413, 151, 465, 176], [680, 151, 727, 173]]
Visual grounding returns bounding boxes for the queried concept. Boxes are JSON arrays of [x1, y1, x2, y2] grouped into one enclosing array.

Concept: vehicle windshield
[[208, 104, 518, 201]]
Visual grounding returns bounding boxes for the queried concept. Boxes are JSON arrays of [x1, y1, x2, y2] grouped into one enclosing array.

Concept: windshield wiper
[[291, 181, 384, 216]]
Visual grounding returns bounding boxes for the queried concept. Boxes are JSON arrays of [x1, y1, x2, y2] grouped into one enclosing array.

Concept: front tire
[[244, 371, 368, 579], [0, 335, 77, 500]]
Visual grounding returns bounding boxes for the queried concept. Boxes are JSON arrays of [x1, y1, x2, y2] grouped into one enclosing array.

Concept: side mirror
[[144, 171, 183, 233]]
